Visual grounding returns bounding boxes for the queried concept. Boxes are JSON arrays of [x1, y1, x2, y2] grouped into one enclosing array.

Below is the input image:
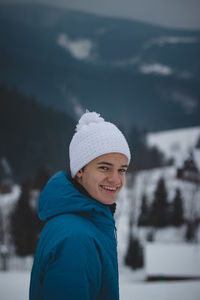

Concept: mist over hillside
[[0, 2, 200, 131]]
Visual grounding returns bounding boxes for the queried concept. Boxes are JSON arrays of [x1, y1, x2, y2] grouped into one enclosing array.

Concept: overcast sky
[[1, 0, 200, 30]]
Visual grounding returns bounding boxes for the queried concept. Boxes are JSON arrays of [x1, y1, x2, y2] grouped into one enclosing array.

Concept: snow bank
[[146, 243, 200, 278]]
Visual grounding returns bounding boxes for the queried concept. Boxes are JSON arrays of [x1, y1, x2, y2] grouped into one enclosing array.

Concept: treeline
[[0, 83, 75, 181], [138, 176, 199, 241], [138, 178, 184, 228], [127, 127, 171, 173], [10, 165, 51, 256], [125, 177, 199, 270]]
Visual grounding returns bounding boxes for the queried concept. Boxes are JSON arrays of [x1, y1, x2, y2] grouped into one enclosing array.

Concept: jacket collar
[[69, 176, 117, 216], [38, 171, 115, 223]]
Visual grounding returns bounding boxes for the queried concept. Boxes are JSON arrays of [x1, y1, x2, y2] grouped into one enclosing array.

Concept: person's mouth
[[99, 185, 120, 192]]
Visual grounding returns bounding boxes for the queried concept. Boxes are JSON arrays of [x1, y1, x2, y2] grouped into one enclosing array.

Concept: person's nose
[[107, 170, 120, 185]]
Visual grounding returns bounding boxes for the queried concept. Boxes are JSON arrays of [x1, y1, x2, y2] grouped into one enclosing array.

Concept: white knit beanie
[[69, 111, 131, 178]]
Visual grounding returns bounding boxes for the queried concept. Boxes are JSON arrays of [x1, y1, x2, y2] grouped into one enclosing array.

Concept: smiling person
[[29, 111, 131, 300]]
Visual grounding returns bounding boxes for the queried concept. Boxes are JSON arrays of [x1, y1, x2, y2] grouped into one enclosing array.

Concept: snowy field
[[120, 279, 200, 300], [0, 268, 200, 300], [119, 266, 200, 300]]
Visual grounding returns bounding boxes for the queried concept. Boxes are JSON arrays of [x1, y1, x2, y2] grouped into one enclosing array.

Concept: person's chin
[[98, 194, 117, 205]]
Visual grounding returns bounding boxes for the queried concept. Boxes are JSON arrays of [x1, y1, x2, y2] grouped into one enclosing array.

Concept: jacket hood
[[38, 171, 114, 222]]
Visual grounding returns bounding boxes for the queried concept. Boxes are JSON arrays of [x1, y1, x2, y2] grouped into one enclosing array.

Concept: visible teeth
[[101, 186, 118, 191]]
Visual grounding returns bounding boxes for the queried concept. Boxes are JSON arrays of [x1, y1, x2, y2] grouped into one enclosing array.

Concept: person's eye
[[99, 166, 109, 171], [119, 169, 127, 173]]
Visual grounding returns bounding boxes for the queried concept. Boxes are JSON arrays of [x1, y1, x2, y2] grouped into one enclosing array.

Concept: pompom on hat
[[69, 111, 131, 178]]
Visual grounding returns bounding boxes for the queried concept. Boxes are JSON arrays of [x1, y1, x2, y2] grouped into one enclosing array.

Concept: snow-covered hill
[[147, 126, 200, 166]]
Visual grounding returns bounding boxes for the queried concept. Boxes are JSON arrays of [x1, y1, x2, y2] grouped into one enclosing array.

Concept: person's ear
[[76, 169, 83, 179]]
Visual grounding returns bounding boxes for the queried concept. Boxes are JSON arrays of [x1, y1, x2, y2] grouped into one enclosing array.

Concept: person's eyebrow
[[121, 165, 128, 168], [97, 161, 113, 166], [97, 162, 128, 168]]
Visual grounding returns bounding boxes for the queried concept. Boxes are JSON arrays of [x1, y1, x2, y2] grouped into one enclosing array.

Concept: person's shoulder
[[50, 214, 99, 255], [48, 213, 95, 239], [38, 213, 97, 257]]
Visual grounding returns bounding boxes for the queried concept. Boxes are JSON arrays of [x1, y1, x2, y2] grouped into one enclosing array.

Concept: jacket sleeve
[[42, 233, 102, 300]]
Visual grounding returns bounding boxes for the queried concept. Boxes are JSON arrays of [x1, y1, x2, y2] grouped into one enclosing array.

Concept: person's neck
[[69, 176, 116, 216]]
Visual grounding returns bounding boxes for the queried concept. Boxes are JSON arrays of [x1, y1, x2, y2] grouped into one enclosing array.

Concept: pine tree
[[185, 221, 195, 242], [124, 235, 144, 270], [185, 219, 198, 242], [196, 135, 200, 149], [172, 188, 184, 226], [0, 207, 4, 244], [10, 178, 39, 256], [138, 194, 150, 226], [151, 177, 168, 228]]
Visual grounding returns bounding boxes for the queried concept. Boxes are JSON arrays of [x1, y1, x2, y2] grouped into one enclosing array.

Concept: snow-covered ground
[[0, 271, 30, 300], [0, 268, 200, 300], [119, 266, 200, 300]]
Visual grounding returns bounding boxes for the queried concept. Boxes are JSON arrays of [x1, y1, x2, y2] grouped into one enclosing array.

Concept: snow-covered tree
[[151, 177, 168, 228], [185, 219, 199, 242], [171, 188, 184, 227], [196, 135, 200, 149], [10, 179, 40, 256], [0, 207, 4, 244], [124, 235, 144, 270], [185, 221, 195, 242], [138, 194, 151, 226]]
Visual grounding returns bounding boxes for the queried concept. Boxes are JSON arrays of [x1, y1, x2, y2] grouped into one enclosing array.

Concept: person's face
[[76, 153, 128, 205]]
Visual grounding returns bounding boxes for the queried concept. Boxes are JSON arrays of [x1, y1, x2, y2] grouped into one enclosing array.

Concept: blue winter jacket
[[29, 171, 119, 300]]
